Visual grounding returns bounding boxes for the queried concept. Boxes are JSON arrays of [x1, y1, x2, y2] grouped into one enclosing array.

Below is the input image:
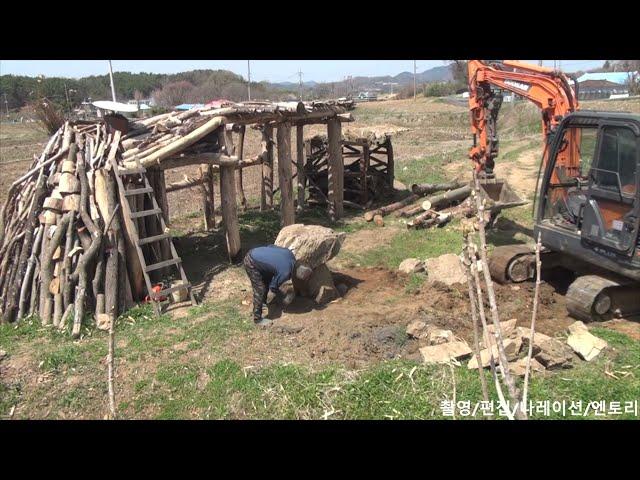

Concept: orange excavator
[[467, 59, 640, 321]]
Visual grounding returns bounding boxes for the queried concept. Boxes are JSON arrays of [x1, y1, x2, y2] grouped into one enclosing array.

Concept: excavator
[[467, 59, 640, 321]]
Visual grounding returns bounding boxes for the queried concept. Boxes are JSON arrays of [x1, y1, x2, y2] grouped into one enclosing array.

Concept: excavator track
[[488, 245, 536, 284], [566, 275, 640, 322]]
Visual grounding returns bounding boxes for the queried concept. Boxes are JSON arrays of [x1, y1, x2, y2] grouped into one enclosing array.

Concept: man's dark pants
[[244, 252, 267, 322]]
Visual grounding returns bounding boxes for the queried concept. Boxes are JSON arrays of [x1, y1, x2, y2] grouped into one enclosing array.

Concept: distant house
[[578, 79, 630, 100], [576, 72, 637, 85]]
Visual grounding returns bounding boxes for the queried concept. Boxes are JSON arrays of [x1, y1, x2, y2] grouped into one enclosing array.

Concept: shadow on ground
[[175, 205, 373, 301]]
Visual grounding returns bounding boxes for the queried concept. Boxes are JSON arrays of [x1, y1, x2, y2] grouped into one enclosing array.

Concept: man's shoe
[[254, 318, 273, 327]]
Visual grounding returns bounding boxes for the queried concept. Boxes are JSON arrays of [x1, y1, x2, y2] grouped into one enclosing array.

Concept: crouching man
[[243, 245, 312, 326]]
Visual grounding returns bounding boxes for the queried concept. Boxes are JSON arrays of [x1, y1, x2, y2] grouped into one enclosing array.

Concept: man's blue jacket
[[248, 245, 296, 294]]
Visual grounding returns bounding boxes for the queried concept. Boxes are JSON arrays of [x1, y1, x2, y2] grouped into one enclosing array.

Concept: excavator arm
[[467, 60, 579, 178]]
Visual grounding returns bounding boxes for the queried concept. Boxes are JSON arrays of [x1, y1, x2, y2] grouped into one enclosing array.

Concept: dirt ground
[[219, 266, 584, 369]]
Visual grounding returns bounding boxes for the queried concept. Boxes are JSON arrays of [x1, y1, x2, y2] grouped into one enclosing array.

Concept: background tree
[[152, 81, 194, 107]]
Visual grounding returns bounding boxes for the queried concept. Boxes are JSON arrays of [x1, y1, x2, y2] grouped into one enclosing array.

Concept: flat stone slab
[[420, 340, 472, 365], [566, 321, 608, 361]]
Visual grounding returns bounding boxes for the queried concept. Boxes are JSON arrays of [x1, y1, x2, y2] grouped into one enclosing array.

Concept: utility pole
[[558, 60, 562, 71], [553, 60, 557, 70], [413, 60, 417, 101], [64, 82, 71, 114], [3, 93, 9, 116], [108, 60, 117, 102], [298, 68, 303, 101], [247, 60, 252, 101]]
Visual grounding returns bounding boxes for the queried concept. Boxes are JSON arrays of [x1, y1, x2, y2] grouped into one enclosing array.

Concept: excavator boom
[[467, 59, 579, 177]]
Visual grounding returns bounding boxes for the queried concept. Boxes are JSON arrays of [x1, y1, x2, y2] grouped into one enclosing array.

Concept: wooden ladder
[[109, 155, 196, 317]]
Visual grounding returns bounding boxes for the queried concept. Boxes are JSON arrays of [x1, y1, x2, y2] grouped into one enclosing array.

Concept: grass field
[[1, 97, 639, 420]]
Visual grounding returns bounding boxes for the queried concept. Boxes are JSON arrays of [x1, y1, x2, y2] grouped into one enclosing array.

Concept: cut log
[[39, 213, 72, 325], [62, 192, 82, 213], [364, 194, 419, 221], [422, 186, 472, 211], [411, 180, 465, 196], [3, 171, 48, 323], [126, 116, 225, 169], [59, 173, 80, 194], [43, 197, 63, 211], [61, 161, 76, 174], [408, 212, 452, 229], [71, 152, 102, 338]]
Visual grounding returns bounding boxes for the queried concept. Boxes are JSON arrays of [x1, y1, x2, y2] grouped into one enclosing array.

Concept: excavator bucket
[[477, 179, 524, 207], [476, 179, 528, 226]]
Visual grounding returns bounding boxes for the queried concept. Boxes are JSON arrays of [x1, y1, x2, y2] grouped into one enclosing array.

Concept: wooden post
[[327, 117, 344, 220], [362, 143, 370, 204], [150, 168, 169, 223], [296, 124, 305, 212], [236, 125, 247, 211], [261, 125, 274, 211], [200, 164, 216, 230], [277, 123, 295, 226], [219, 159, 241, 263], [386, 137, 394, 187]]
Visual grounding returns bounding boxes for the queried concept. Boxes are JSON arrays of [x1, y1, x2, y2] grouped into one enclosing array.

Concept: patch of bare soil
[[213, 266, 583, 370]]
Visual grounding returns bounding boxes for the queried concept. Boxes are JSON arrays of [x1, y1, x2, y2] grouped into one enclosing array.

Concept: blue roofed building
[[174, 103, 204, 111]]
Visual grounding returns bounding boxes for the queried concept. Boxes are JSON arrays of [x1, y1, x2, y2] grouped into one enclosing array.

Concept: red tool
[[145, 283, 167, 303]]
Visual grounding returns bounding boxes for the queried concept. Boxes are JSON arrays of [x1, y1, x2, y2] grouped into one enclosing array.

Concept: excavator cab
[[533, 111, 640, 321], [537, 111, 640, 267]]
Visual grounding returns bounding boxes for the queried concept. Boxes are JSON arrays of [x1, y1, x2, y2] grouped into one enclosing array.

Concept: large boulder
[[425, 253, 467, 285], [292, 264, 338, 304], [275, 224, 346, 270]]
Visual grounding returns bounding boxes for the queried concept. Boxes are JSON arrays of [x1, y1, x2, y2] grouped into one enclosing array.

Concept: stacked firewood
[[363, 180, 527, 229], [0, 121, 136, 336]]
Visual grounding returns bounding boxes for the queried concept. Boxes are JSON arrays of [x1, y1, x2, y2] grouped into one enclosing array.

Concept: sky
[[0, 60, 606, 83]]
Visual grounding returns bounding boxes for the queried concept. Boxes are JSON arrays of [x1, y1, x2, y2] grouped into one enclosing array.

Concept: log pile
[[0, 122, 135, 335], [364, 180, 527, 230]]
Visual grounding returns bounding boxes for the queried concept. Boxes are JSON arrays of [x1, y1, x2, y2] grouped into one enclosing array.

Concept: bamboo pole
[[522, 232, 542, 408]]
